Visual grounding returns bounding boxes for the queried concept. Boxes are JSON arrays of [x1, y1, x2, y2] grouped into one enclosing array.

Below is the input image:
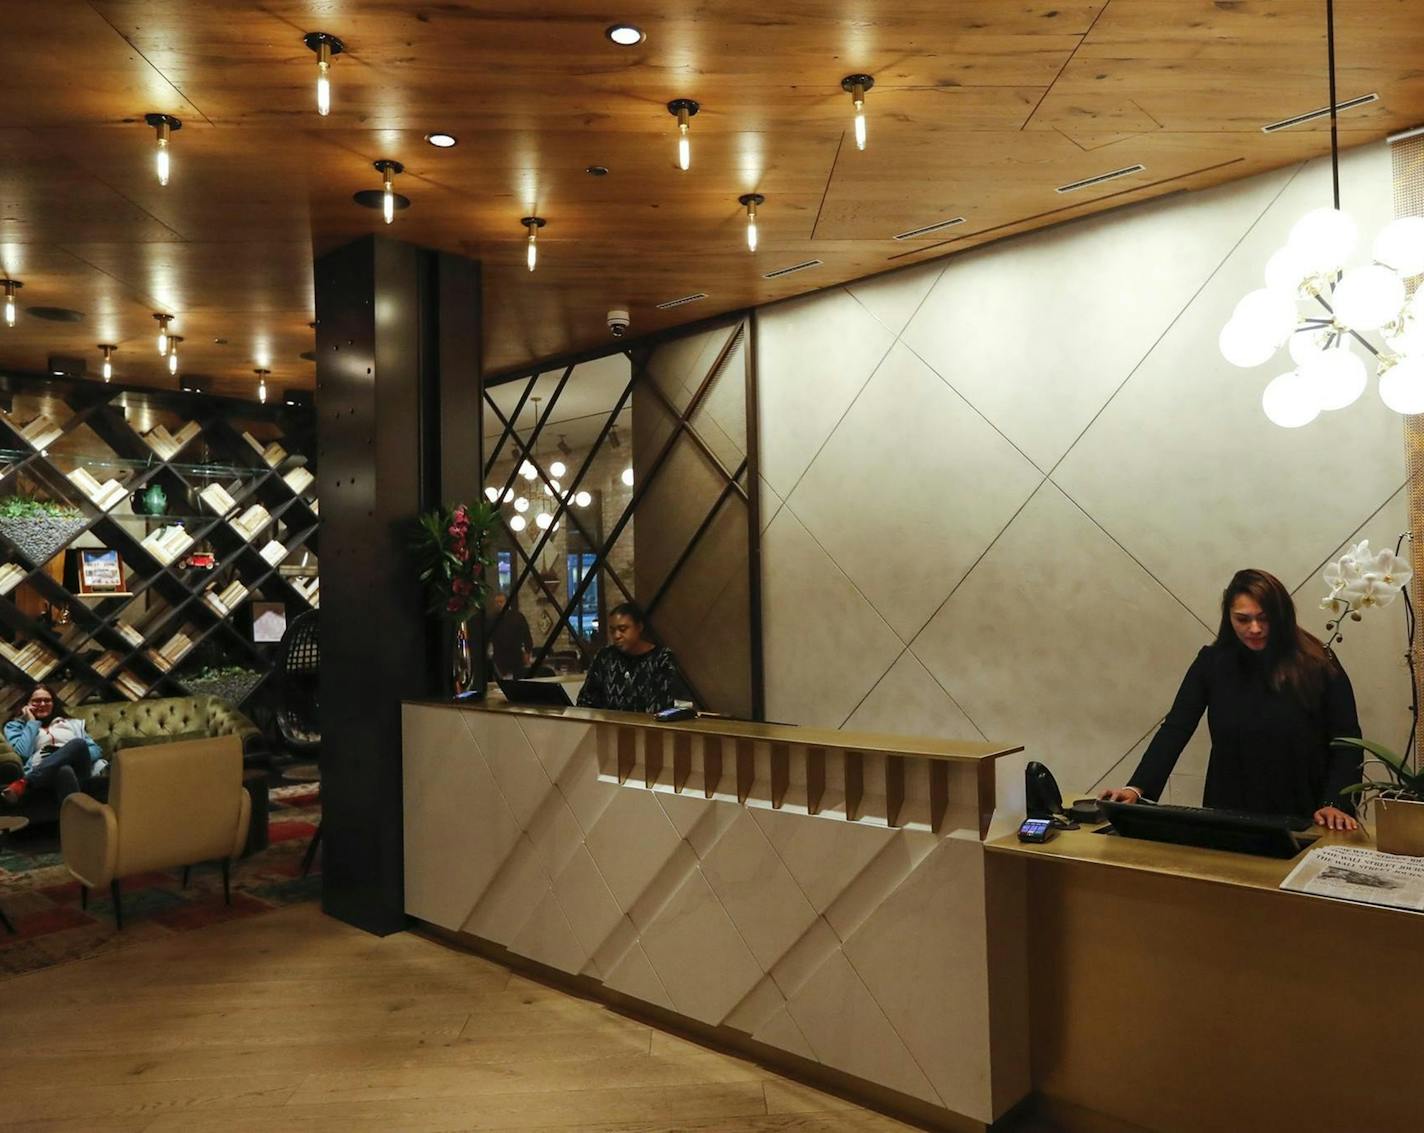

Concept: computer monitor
[[1101, 801, 1312, 860], [497, 678, 574, 707]]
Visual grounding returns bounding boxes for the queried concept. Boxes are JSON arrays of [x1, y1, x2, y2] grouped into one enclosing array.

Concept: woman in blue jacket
[[2, 684, 102, 805]]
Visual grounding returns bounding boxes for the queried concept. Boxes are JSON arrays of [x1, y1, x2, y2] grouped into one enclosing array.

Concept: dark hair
[[1216, 569, 1334, 701], [608, 601, 646, 627], [19, 683, 64, 719]]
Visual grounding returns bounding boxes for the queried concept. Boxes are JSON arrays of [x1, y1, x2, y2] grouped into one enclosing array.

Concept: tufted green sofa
[[0, 695, 267, 788]]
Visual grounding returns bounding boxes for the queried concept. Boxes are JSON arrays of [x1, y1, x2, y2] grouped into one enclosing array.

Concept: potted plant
[[0, 496, 88, 566], [410, 501, 498, 696], [1320, 538, 1423, 854]]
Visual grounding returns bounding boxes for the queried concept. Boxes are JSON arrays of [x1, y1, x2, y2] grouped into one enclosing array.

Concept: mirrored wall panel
[[482, 317, 759, 718]]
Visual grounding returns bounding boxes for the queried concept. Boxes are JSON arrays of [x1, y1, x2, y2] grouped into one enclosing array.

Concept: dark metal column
[[315, 234, 481, 935]]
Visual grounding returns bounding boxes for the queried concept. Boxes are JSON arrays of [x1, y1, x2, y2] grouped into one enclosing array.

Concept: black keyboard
[[1141, 802, 1314, 832], [1101, 800, 1314, 859]]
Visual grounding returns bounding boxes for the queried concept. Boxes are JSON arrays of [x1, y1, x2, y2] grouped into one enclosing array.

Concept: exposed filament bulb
[[522, 217, 546, 272], [667, 99, 699, 173], [167, 336, 182, 375], [100, 345, 115, 382], [316, 43, 332, 116], [739, 194, 764, 254], [382, 170, 394, 224]]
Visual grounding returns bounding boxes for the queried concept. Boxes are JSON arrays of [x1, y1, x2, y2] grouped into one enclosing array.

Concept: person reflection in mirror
[[577, 601, 693, 713], [489, 592, 533, 679], [1101, 569, 1361, 831]]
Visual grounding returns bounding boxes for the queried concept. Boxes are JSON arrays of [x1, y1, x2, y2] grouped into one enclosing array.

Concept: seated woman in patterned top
[[577, 602, 693, 714]]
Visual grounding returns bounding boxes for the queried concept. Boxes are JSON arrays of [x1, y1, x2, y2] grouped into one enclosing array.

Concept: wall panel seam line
[[1039, 159, 1311, 484], [843, 262, 950, 338], [1287, 477, 1413, 595], [1085, 721, 1162, 793]]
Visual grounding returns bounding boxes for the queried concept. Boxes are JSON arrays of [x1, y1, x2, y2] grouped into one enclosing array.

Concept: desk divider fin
[[702, 735, 722, 798], [736, 738, 755, 804], [929, 761, 949, 833], [617, 728, 636, 784], [771, 743, 790, 810], [806, 747, 826, 816], [644, 731, 664, 789], [977, 760, 996, 838], [886, 754, 906, 829], [673, 733, 692, 793], [844, 750, 864, 823]]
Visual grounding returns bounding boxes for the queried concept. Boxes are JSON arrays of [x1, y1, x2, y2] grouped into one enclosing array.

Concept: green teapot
[[135, 482, 167, 516]]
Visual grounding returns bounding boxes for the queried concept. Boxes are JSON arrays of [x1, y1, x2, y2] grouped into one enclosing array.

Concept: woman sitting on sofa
[[2, 683, 103, 806]]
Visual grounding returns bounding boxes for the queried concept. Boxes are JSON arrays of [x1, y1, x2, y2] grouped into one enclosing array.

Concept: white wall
[[758, 144, 1412, 805]]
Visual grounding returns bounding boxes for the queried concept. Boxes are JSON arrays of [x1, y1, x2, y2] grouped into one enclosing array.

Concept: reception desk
[[987, 825, 1424, 1133], [402, 699, 1028, 1131]]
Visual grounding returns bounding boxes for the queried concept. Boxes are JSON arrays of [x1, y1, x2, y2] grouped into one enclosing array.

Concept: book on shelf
[[232, 504, 270, 539], [18, 413, 63, 451], [200, 483, 238, 515], [159, 628, 196, 663], [218, 580, 248, 607], [259, 539, 287, 566], [92, 651, 122, 676], [67, 467, 103, 498], [160, 527, 192, 556], [0, 562, 26, 594], [171, 421, 200, 449], [241, 431, 267, 458], [114, 671, 148, 701], [143, 648, 172, 672], [310, 498, 319, 515], [142, 425, 178, 459], [202, 591, 229, 616], [262, 442, 287, 468], [55, 679, 90, 706], [115, 621, 144, 647], [96, 481, 127, 510], [283, 466, 314, 495]]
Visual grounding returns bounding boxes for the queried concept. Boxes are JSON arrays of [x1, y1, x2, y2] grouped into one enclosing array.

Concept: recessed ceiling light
[[586, 165, 609, 176], [425, 132, 458, 148], [605, 24, 644, 46], [27, 306, 86, 323]]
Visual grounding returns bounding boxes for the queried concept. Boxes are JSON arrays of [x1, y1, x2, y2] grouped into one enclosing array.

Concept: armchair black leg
[[0, 902, 13, 934], [110, 880, 123, 929], [301, 820, 323, 877], [220, 859, 231, 906], [182, 865, 190, 888], [80, 886, 87, 911]]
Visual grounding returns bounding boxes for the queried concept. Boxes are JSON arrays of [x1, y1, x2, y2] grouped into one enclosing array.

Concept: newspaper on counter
[[1281, 843, 1424, 912]]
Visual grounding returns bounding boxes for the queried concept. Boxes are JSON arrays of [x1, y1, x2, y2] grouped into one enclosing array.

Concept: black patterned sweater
[[576, 645, 693, 713]]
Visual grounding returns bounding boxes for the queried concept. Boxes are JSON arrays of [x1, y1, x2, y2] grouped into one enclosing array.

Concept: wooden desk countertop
[[986, 822, 1372, 898], [404, 698, 1023, 765]]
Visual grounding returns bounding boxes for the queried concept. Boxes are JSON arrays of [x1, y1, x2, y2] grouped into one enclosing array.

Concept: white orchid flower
[[1320, 594, 1347, 616], [1321, 537, 1413, 616], [1370, 546, 1413, 591]]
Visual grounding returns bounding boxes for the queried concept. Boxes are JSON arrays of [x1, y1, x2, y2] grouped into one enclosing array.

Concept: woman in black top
[[577, 601, 693, 713], [1102, 568, 1361, 831]]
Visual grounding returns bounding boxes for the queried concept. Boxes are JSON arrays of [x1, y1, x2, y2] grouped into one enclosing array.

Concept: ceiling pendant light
[[841, 74, 875, 150], [167, 336, 182, 376], [99, 344, 115, 382], [1220, 0, 1423, 423], [3, 280, 21, 327], [303, 32, 344, 117], [373, 160, 403, 224], [667, 99, 700, 171], [144, 114, 181, 186], [522, 217, 546, 271], [153, 313, 173, 355], [738, 194, 764, 253], [255, 368, 270, 403]]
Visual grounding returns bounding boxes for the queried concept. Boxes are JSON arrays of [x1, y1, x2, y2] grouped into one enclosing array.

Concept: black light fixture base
[[144, 112, 182, 131], [520, 216, 547, 229], [373, 159, 404, 176], [667, 98, 700, 118], [353, 189, 411, 211], [304, 31, 345, 56], [3, 280, 22, 292], [841, 74, 875, 93], [738, 193, 766, 207]]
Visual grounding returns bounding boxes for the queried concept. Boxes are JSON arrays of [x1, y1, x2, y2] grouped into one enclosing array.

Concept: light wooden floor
[[0, 903, 930, 1132]]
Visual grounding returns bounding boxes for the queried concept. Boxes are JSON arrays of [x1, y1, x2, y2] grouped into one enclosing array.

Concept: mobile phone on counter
[[1017, 817, 1055, 844]]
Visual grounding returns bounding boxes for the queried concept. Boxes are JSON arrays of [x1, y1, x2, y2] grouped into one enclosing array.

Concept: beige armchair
[[61, 735, 250, 927]]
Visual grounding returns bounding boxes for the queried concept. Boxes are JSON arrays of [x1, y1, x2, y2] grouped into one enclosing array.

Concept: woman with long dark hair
[[1102, 569, 1361, 830], [2, 683, 101, 806]]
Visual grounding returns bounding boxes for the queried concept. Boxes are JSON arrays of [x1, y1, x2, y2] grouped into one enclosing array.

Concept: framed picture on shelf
[[252, 601, 287, 643], [74, 548, 126, 594]]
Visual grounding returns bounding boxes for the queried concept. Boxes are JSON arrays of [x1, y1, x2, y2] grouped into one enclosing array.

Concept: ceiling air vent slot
[[892, 217, 966, 241], [655, 292, 708, 310], [762, 259, 823, 279], [1056, 165, 1146, 194], [1262, 93, 1378, 133]]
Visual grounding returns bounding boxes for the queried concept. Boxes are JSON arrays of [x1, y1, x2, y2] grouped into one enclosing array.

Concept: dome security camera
[[606, 309, 630, 337]]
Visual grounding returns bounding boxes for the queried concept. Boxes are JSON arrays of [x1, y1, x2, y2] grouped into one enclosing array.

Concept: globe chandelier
[[1219, 0, 1424, 427]]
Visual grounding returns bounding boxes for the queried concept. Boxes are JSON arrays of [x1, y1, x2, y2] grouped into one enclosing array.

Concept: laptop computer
[[497, 678, 574, 707]]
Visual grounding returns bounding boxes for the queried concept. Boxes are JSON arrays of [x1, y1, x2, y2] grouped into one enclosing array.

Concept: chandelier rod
[[1326, 0, 1341, 211]]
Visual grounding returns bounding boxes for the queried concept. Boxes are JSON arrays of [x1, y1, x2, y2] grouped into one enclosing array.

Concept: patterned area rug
[[0, 782, 320, 977]]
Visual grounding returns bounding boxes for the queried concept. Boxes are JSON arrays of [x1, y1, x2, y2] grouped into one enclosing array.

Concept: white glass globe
[[574, 490, 592, 507], [1373, 216, 1424, 278], [1219, 319, 1278, 368], [550, 460, 567, 478], [621, 467, 634, 487], [510, 514, 527, 532], [1331, 265, 1406, 331], [1288, 207, 1358, 272], [548, 479, 561, 495], [1287, 326, 1331, 367], [1233, 288, 1298, 346], [519, 461, 537, 481], [500, 487, 514, 503], [1264, 245, 1312, 295], [535, 512, 553, 530], [1300, 347, 1366, 411], [513, 496, 529, 513], [483, 486, 498, 502], [1380, 358, 1424, 414], [1261, 371, 1321, 428]]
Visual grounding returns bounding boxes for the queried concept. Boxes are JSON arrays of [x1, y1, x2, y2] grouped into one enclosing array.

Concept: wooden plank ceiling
[[0, 1, 1421, 397]]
